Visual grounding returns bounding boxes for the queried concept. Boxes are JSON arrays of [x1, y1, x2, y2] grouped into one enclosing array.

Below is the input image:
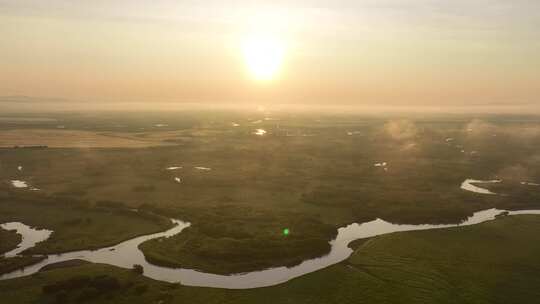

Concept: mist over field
[[2, 1, 540, 303], [2, 96, 540, 116]]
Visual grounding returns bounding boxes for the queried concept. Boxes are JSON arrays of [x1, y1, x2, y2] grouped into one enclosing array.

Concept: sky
[[1, 1, 539, 106]]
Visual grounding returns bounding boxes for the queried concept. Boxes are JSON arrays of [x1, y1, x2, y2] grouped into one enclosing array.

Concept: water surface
[[460, 179, 501, 195], [2, 208, 540, 289], [0, 222, 52, 258]]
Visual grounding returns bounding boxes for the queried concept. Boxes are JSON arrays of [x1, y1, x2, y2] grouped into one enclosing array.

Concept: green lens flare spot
[[283, 228, 290, 236]]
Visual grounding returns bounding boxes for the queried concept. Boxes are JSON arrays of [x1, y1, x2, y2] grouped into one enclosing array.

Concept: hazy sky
[[1, 1, 539, 105]]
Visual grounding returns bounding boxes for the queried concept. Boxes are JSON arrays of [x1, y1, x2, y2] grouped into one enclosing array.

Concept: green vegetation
[[0, 192, 172, 254], [40, 260, 90, 272], [132, 264, 144, 275], [0, 256, 45, 275], [1, 215, 540, 303], [0, 228, 21, 254], [1, 112, 540, 274], [0, 226, 41, 276], [140, 224, 335, 274]]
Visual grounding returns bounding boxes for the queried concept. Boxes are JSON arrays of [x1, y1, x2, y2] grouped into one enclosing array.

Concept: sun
[[242, 34, 285, 81]]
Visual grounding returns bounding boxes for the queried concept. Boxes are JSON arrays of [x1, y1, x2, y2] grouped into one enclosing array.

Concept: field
[[0, 129, 176, 148], [0, 196, 172, 255], [1, 214, 539, 303], [0, 229, 20, 254], [2, 111, 540, 273], [1, 110, 540, 301]]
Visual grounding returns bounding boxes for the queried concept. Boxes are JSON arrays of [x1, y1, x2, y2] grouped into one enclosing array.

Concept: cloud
[[514, 126, 540, 140]]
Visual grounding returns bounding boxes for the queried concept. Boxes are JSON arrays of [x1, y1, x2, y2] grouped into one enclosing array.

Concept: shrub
[[132, 264, 144, 274]]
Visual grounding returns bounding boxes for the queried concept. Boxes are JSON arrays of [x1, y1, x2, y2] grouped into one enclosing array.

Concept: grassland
[[0, 228, 21, 254], [0, 129, 177, 148], [0, 223, 37, 276], [1, 111, 540, 274], [0, 256, 45, 275], [0, 215, 539, 303], [0, 191, 172, 254]]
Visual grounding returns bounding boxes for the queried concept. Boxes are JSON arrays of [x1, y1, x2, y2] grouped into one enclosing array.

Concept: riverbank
[[2, 208, 540, 289], [2, 214, 540, 303]]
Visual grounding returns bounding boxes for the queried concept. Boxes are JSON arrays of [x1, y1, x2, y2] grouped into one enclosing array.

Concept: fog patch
[[464, 119, 497, 137], [384, 120, 418, 141], [464, 119, 540, 141], [497, 165, 531, 183], [382, 120, 421, 153]]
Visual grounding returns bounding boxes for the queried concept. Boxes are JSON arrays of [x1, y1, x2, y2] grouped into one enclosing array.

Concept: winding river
[[0, 222, 52, 258], [1, 180, 540, 289]]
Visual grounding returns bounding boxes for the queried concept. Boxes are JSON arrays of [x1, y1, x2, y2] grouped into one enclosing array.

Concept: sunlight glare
[[242, 34, 285, 81]]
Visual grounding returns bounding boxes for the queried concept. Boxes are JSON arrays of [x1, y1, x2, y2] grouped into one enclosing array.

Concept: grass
[[1, 215, 540, 303], [140, 224, 335, 274], [0, 219, 43, 276], [0, 192, 172, 254], [0, 228, 21, 254], [1, 111, 540, 273], [0, 256, 45, 275], [0, 129, 176, 148]]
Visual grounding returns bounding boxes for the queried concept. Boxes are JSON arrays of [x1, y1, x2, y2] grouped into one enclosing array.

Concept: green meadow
[[1, 111, 540, 302], [1, 215, 539, 304]]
